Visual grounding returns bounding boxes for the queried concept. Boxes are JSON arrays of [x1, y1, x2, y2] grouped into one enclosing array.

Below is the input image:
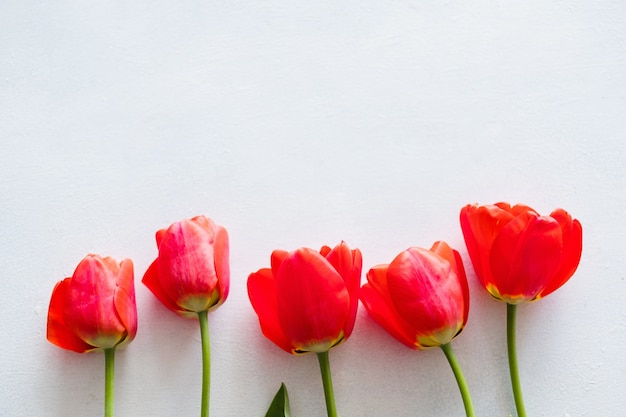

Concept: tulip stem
[[507, 303, 527, 417], [440, 343, 475, 417], [198, 310, 211, 417], [104, 348, 115, 417], [316, 351, 339, 417]]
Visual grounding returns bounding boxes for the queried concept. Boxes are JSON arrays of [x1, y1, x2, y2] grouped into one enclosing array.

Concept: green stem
[[507, 303, 527, 417], [316, 351, 339, 417], [104, 348, 115, 417], [440, 343, 475, 417], [198, 310, 211, 417]]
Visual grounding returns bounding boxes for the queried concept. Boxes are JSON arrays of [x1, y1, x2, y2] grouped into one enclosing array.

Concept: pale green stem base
[[440, 343, 475, 417], [104, 348, 115, 417], [507, 303, 527, 417], [198, 310, 211, 417], [316, 351, 339, 417]]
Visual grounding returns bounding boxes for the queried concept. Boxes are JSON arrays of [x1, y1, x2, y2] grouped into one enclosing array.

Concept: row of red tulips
[[46, 202, 582, 417]]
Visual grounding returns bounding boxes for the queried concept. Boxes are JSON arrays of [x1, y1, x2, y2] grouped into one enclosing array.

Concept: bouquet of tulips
[[46, 202, 582, 417]]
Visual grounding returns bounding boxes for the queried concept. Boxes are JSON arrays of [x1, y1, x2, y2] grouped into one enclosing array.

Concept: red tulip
[[460, 202, 582, 304], [47, 254, 137, 353], [142, 215, 229, 317], [247, 241, 362, 354], [360, 241, 469, 349]]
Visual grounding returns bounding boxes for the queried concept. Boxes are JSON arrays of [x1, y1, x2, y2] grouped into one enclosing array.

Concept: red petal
[[210, 225, 230, 310], [247, 268, 295, 353], [275, 248, 349, 351], [114, 259, 137, 345], [430, 241, 470, 326], [157, 218, 219, 312], [386, 248, 465, 346], [360, 284, 417, 349], [540, 210, 583, 298], [270, 250, 289, 277], [47, 278, 95, 353], [460, 204, 514, 289], [323, 242, 362, 339], [64, 255, 125, 348], [490, 213, 562, 301], [142, 259, 184, 315]]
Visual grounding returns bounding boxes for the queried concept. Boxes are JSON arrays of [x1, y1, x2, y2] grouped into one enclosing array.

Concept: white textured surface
[[1, 1, 625, 416]]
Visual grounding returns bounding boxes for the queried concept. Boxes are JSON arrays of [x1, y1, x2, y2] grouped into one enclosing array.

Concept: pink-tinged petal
[[247, 268, 295, 353], [323, 242, 362, 339], [453, 249, 470, 327], [210, 225, 230, 310], [386, 248, 465, 346], [114, 259, 137, 345], [47, 278, 95, 353], [360, 284, 417, 349], [276, 248, 349, 352], [490, 213, 562, 302], [430, 241, 470, 326], [64, 255, 125, 349], [540, 210, 583, 298], [158, 218, 219, 312]]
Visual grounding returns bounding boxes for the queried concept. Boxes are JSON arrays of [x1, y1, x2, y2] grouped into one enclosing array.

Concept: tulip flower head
[[47, 254, 137, 353], [142, 215, 230, 317], [142, 215, 230, 417], [247, 241, 362, 354], [460, 202, 582, 304], [360, 241, 469, 349], [360, 242, 475, 416]]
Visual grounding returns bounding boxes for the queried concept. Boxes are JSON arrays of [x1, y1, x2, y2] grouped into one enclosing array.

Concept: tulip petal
[[247, 268, 295, 354], [211, 225, 230, 310], [142, 259, 189, 316], [386, 248, 465, 346], [114, 259, 137, 345], [460, 204, 514, 289], [276, 249, 349, 352], [362, 265, 426, 349], [158, 218, 219, 312], [47, 278, 95, 353], [324, 242, 362, 339], [490, 212, 562, 302], [360, 284, 417, 349], [64, 256, 125, 349], [540, 210, 583, 298], [431, 241, 470, 327], [271, 250, 289, 278]]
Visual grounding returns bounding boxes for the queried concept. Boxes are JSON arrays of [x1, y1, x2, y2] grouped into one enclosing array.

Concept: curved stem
[[440, 343, 475, 417], [198, 310, 211, 417], [507, 303, 526, 417], [104, 348, 115, 417], [316, 351, 339, 417]]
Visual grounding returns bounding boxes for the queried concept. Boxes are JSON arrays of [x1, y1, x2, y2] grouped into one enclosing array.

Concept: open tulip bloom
[[47, 254, 137, 417], [360, 242, 474, 417], [248, 241, 362, 417], [460, 202, 582, 417], [142, 215, 229, 417]]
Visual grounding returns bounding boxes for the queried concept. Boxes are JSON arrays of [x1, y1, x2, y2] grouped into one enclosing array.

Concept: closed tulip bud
[[142, 215, 229, 317], [360, 241, 469, 349], [47, 254, 137, 353]]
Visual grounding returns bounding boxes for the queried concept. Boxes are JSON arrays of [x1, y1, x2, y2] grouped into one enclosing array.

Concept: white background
[[1, 1, 625, 416]]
